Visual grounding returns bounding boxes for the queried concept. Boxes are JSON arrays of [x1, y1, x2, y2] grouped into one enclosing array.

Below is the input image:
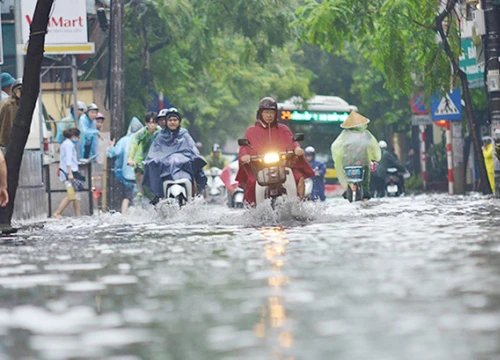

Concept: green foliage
[[122, 0, 312, 148], [295, 0, 459, 96], [405, 174, 423, 191]]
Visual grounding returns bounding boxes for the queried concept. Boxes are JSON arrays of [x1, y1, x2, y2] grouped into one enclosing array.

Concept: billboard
[[21, 0, 88, 44]]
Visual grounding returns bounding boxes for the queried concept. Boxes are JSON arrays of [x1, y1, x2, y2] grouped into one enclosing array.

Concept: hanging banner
[[21, 0, 88, 44]]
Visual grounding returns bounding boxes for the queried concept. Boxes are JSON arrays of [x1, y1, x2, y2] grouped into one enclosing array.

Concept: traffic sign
[[431, 89, 462, 121], [411, 114, 432, 126], [410, 92, 428, 115]]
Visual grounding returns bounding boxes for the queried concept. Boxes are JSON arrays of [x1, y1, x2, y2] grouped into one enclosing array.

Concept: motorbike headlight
[[263, 153, 280, 164]]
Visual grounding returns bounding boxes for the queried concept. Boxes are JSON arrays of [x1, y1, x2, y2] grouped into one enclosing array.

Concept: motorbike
[[159, 153, 196, 207], [204, 167, 226, 203], [237, 133, 305, 208], [343, 165, 365, 202], [230, 187, 245, 208], [385, 168, 410, 197]]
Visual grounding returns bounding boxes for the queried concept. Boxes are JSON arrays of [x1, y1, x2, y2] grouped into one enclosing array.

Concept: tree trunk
[[0, 0, 55, 229]]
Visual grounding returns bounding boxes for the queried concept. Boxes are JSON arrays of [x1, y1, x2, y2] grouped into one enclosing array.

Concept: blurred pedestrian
[[79, 103, 101, 160], [482, 136, 495, 194], [107, 117, 143, 213], [304, 146, 326, 201], [127, 112, 160, 197], [56, 101, 86, 143], [1, 73, 15, 101], [53, 128, 84, 218], [0, 79, 22, 148]]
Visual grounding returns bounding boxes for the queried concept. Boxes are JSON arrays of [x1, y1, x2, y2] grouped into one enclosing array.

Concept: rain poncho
[[331, 125, 381, 195], [56, 113, 77, 143], [78, 113, 99, 159], [142, 127, 207, 199], [483, 142, 495, 193], [107, 117, 143, 186], [307, 157, 327, 202], [128, 125, 161, 166], [236, 120, 314, 204]]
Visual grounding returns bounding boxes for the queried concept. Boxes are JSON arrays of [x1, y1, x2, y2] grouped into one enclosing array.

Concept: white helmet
[[87, 103, 99, 112], [305, 146, 315, 155], [378, 140, 387, 149]]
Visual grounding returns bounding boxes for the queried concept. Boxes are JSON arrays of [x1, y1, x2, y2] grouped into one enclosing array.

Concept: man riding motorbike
[[373, 140, 406, 197], [142, 108, 207, 202], [304, 146, 326, 201], [236, 97, 314, 205], [206, 143, 228, 169]]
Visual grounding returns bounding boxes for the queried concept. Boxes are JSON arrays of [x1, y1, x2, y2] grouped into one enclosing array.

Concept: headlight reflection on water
[[254, 227, 295, 358]]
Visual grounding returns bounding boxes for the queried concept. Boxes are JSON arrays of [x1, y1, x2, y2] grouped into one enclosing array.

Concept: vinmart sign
[[21, 0, 88, 44]]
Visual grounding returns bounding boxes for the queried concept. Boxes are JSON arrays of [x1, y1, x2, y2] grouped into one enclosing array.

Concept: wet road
[[1, 194, 500, 359]]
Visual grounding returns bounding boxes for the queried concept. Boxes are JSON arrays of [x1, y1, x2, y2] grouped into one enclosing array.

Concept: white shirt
[[59, 138, 79, 181]]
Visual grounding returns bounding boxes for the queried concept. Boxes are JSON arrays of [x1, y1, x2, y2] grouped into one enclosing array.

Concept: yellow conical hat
[[340, 111, 370, 129]]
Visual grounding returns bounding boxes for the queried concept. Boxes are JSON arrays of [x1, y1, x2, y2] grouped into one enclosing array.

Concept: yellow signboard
[[17, 43, 95, 55]]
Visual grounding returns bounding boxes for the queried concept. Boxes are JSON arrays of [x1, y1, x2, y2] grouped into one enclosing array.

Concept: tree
[[122, 0, 312, 148], [295, 0, 491, 194], [0, 0, 54, 231]]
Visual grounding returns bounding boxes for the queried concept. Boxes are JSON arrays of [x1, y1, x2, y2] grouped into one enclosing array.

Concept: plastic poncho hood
[[142, 127, 207, 198]]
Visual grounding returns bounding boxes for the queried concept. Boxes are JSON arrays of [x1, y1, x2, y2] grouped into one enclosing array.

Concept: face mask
[[71, 139, 79, 144]]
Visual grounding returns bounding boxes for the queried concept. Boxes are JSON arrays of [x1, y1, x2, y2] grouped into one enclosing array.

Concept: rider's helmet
[[72, 101, 87, 112], [212, 143, 221, 153], [256, 97, 278, 124], [305, 146, 315, 155], [158, 107, 181, 122], [87, 103, 99, 112], [378, 140, 388, 149]]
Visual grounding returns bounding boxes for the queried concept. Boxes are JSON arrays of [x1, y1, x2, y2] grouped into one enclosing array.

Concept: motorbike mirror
[[238, 138, 250, 146], [293, 133, 304, 142]]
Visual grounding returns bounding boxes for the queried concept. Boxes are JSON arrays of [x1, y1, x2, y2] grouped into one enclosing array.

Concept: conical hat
[[340, 111, 370, 129]]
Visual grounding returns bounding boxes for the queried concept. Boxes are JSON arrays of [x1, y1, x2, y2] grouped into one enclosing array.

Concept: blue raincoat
[[79, 113, 99, 159], [56, 111, 77, 143], [143, 127, 207, 198], [107, 117, 143, 187], [307, 157, 326, 201]]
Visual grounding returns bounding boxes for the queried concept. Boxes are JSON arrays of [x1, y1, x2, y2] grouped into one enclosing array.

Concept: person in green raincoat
[[331, 111, 381, 200], [127, 111, 160, 196]]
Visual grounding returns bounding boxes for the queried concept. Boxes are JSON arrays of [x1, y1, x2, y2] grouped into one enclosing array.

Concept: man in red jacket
[[236, 97, 314, 205]]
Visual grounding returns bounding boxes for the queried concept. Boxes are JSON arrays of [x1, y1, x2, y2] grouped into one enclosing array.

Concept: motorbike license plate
[[387, 185, 398, 194]]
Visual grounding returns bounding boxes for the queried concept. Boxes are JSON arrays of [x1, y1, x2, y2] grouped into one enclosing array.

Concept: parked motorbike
[[344, 165, 365, 202], [237, 133, 305, 208], [205, 167, 226, 203]]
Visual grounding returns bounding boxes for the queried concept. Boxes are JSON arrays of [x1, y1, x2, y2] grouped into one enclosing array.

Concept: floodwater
[[1, 194, 500, 359]]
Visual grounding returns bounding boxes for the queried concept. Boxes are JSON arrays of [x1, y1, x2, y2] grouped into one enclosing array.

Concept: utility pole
[[481, 0, 500, 194], [108, 0, 125, 210], [14, 0, 24, 78]]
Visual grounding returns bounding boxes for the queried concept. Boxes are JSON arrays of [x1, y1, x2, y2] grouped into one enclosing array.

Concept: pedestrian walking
[[52, 128, 85, 218]]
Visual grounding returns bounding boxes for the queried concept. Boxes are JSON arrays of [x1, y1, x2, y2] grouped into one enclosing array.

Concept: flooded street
[[1, 194, 500, 359]]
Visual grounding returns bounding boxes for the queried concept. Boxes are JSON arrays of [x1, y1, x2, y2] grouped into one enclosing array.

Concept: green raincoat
[[331, 125, 381, 194]]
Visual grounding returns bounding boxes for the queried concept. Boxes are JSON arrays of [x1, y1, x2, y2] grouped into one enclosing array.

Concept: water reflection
[[255, 227, 295, 359]]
